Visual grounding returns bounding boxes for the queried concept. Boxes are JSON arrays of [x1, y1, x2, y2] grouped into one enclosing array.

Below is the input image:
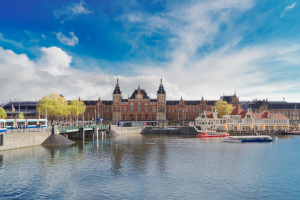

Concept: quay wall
[[0, 132, 51, 151], [108, 126, 143, 135], [141, 127, 198, 135]]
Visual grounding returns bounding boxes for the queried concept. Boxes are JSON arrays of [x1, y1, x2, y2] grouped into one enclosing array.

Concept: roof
[[113, 83, 121, 94], [205, 111, 213, 118], [230, 107, 244, 115], [83, 100, 113, 105], [248, 101, 300, 110], [220, 95, 233, 104], [129, 89, 150, 99], [157, 84, 166, 94], [166, 100, 216, 106]]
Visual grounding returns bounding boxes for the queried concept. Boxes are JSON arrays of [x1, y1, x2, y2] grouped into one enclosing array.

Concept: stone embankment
[[107, 126, 143, 135], [0, 125, 75, 151], [141, 127, 198, 135], [0, 131, 51, 151]]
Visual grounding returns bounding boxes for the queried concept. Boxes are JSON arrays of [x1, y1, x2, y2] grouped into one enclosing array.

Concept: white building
[[195, 107, 289, 131]]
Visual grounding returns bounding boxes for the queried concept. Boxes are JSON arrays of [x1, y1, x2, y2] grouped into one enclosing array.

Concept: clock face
[[115, 97, 119, 102]]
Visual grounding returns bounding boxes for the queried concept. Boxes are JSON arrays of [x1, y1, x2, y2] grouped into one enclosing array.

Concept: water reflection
[[0, 134, 300, 199]]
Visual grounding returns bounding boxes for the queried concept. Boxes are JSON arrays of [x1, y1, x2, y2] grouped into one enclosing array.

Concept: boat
[[285, 131, 300, 135], [224, 135, 277, 143], [196, 131, 229, 138]]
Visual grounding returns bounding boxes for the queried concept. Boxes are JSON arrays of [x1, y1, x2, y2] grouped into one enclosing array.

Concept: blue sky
[[1, 0, 300, 102]]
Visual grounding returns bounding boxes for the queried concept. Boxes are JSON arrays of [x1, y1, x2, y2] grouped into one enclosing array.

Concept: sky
[[1, 0, 300, 102]]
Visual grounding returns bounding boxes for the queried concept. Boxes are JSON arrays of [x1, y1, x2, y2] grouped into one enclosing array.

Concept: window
[[193, 108, 195, 113], [137, 103, 141, 112], [145, 114, 148, 120], [130, 103, 134, 112], [152, 107, 156, 112], [160, 107, 164, 112], [130, 114, 134, 120], [138, 114, 141, 120], [123, 106, 126, 112], [145, 104, 148, 112], [152, 114, 156, 120], [123, 114, 126, 120]]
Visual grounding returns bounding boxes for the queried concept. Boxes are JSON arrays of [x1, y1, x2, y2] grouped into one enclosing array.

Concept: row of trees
[[37, 93, 86, 125]]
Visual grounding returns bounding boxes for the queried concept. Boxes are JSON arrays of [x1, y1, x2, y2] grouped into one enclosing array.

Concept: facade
[[196, 107, 289, 131], [82, 79, 215, 124], [247, 100, 300, 125], [0, 79, 297, 127]]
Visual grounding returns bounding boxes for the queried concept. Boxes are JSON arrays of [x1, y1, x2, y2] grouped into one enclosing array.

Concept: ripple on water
[[1, 136, 300, 199]]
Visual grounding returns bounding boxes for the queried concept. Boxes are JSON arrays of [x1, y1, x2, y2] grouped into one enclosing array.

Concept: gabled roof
[[205, 111, 213, 118], [230, 107, 245, 115]]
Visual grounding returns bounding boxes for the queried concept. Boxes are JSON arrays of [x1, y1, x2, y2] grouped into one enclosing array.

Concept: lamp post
[[97, 102, 100, 125], [76, 98, 78, 126], [95, 109, 96, 125], [14, 99, 20, 118], [82, 102, 84, 126]]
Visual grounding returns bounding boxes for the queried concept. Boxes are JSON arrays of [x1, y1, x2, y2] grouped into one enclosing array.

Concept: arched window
[[137, 103, 141, 112], [145, 104, 148, 112]]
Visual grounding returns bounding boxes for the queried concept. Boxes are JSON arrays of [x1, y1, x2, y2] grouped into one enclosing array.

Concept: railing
[[5, 127, 52, 134]]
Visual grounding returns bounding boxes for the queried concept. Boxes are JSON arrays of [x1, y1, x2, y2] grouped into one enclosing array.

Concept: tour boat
[[286, 131, 300, 135], [224, 135, 277, 143], [196, 131, 229, 138]]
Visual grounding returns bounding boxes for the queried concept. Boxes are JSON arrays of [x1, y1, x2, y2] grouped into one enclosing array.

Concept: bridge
[[58, 125, 109, 134]]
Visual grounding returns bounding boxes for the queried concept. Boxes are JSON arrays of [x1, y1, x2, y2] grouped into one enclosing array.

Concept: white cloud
[[54, 0, 92, 22], [41, 34, 46, 40], [2, 0, 300, 103], [54, 32, 79, 46], [37, 46, 73, 76], [281, 2, 297, 17]]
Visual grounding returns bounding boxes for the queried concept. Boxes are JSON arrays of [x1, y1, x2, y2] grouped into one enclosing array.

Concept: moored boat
[[286, 131, 300, 135], [224, 135, 277, 143], [196, 131, 229, 138]]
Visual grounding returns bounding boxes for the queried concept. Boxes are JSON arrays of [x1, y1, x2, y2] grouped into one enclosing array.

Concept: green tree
[[0, 108, 7, 119], [214, 100, 233, 118], [68, 99, 86, 124], [19, 112, 24, 119], [37, 93, 68, 125]]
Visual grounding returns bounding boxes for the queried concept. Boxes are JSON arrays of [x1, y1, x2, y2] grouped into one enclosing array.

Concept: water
[[0, 134, 300, 199]]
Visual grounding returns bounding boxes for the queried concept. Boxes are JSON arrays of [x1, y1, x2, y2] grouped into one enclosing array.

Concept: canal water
[[0, 134, 300, 199]]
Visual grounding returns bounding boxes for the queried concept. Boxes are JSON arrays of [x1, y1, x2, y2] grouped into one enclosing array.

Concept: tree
[[0, 108, 7, 119], [20, 112, 24, 119], [214, 100, 233, 118], [37, 93, 68, 125], [68, 99, 86, 124]]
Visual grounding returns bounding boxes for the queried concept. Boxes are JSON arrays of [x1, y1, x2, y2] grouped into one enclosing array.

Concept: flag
[[12, 104, 15, 112]]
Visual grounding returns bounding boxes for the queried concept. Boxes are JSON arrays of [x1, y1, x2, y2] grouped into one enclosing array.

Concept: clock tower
[[157, 78, 166, 120], [112, 78, 122, 122]]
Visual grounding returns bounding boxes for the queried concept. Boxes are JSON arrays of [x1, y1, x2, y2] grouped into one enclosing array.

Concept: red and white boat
[[196, 131, 229, 138]]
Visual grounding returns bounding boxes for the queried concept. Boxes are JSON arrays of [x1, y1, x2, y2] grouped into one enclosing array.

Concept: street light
[[76, 98, 78, 126], [14, 99, 20, 118]]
